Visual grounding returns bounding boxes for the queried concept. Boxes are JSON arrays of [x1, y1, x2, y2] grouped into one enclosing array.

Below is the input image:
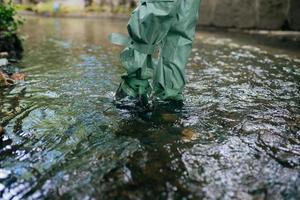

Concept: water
[[0, 16, 299, 200]]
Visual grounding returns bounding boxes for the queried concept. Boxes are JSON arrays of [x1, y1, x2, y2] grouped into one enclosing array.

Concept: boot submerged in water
[[114, 83, 150, 111], [110, 0, 201, 106]]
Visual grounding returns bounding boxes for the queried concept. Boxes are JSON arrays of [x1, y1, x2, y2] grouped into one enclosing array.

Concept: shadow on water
[[85, 102, 200, 200], [0, 16, 300, 200]]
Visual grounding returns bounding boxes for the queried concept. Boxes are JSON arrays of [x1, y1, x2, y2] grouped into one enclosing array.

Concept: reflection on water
[[0, 16, 299, 199]]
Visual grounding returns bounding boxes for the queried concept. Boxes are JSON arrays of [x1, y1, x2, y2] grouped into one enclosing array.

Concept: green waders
[[110, 0, 201, 101]]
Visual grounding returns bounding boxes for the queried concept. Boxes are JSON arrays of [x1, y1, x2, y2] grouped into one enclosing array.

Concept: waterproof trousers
[[110, 0, 201, 101]]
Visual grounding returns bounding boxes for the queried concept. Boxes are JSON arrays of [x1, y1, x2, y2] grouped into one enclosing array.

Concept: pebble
[[0, 52, 9, 58], [182, 128, 198, 142], [0, 183, 5, 192], [0, 169, 11, 179], [0, 58, 8, 67]]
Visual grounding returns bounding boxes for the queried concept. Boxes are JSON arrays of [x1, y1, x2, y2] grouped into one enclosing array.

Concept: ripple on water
[[1, 17, 300, 199], [182, 136, 300, 200]]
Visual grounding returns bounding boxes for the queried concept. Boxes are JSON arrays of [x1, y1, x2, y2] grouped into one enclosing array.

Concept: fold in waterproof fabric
[[110, 0, 201, 101]]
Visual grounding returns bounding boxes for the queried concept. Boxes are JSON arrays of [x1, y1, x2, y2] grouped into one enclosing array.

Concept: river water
[[0, 16, 299, 200]]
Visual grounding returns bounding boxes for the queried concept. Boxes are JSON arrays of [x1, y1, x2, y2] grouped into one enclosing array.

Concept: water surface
[[0, 16, 300, 200]]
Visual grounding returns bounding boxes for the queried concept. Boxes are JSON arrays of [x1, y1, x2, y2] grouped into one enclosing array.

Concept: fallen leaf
[[0, 71, 15, 86]]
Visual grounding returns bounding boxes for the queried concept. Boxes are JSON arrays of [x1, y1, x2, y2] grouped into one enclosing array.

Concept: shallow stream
[[0, 16, 299, 200]]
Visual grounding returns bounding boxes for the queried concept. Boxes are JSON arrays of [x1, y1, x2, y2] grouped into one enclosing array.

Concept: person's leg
[[154, 0, 201, 101], [114, 0, 180, 102]]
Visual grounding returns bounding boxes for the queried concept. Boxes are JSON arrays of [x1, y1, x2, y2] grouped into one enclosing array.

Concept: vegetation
[[0, 1, 23, 59], [0, 1, 23, 38]]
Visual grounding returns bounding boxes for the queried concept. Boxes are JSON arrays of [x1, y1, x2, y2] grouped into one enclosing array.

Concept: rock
[[0, 183, 4, 192], [0, 52, 9, 58], [182, 128, 198, 142], [0, 58, 8, 67], [161, 113, 178, 123], [0, 169, 11, 179], [11, 73, 26, 81], [0, 34, 23, 59]]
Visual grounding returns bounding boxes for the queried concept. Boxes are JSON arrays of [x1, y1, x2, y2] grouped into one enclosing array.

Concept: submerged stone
[[0, 71, 15, 86], [0, 58, 8, 67], [182, 128, 198, 142], [0, 169, 10, 179], [161, 113, 178, 123]]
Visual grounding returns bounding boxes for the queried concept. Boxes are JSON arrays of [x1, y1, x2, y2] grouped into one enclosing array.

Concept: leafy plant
[[0, 1, 23, 38]]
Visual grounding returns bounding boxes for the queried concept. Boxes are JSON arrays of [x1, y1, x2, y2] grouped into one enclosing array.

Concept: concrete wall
[[13, 0, 300, 30], [199, 0, 300, 30], [91, 0, 300, 30]]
